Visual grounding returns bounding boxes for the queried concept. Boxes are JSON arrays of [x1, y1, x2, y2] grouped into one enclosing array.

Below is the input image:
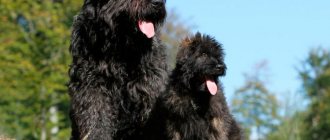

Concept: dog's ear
[[195, 32, 202, 39], [176, 36, 192, 64], [181, 37, 192, 48]]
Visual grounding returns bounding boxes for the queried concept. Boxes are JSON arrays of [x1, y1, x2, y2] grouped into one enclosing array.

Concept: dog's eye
[[202, 53, 207, 57]]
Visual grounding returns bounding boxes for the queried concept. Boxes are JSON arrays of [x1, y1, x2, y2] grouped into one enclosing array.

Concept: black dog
[[68, 0, 167, 139], [144, 33, 242, 140]]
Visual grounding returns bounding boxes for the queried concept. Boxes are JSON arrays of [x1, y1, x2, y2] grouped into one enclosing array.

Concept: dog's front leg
[[70, 88, 115, 140]]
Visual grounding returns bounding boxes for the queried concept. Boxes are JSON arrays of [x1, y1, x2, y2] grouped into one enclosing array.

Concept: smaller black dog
[[144, 33, 242, 140]]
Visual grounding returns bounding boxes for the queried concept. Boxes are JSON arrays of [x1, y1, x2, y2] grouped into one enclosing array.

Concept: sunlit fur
[[68, 0, 167, 139], [144, 33, 243, 140]]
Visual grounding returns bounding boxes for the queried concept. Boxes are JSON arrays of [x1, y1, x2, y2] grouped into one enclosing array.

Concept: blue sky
[[166, 0, 330, 102]]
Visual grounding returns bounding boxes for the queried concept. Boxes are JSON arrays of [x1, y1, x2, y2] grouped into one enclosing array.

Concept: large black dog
[[144, 33, 242, 140], [68, 0, 167, 139]]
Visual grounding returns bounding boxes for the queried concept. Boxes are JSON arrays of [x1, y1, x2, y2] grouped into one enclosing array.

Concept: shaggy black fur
[[68, 0, 167, 139], [144, 33, 242, 140]]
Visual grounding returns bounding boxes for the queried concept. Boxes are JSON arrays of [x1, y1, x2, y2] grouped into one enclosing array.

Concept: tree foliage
[[0, 0, 81, 139], [266, 47, 330, 140], [231, 62, 279, 140], [266, 112, 305, 140], [298, 47, 330, 140]]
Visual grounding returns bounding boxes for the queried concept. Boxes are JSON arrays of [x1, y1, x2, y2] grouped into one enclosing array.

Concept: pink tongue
[[138, 21, 155, 38], [206, 79, 218, 95]]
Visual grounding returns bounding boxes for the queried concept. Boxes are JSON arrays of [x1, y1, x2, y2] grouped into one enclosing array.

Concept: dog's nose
[[216, 64, 224, 69], [216, 64, 226, 75]]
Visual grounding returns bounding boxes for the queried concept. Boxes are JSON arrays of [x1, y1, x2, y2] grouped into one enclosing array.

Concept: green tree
[[232, 61, 279, 140], [267, 112, 305, 140], [267, 47, 330, 140], [266, 91, 305, 140], [0, 0, 81, 139], [298, 47, 330, 140]]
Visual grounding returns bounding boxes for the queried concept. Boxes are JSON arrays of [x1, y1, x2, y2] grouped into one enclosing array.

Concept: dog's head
[[175, 33, 226, 95], [81, 0, 166, 38]]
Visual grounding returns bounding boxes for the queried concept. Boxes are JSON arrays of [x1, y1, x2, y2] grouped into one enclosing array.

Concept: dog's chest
[[170, 100, 229, 140], [171, 117, 229, 140]]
